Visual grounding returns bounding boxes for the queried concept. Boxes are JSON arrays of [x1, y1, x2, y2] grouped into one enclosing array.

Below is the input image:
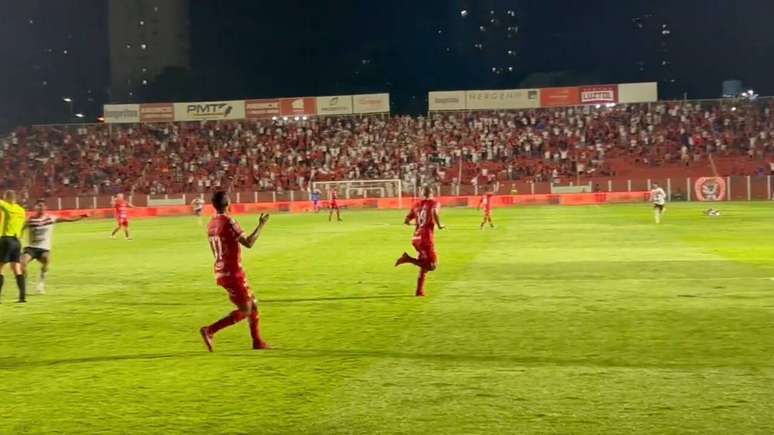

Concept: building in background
[[0, 3, 108, 129], [109, 0, 190, 102]]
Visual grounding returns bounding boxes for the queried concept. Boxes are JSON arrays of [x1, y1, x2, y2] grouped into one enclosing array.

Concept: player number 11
[[208, 236, 223, 261]]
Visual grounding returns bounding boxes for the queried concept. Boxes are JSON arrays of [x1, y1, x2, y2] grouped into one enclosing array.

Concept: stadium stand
[[2, 99, 773, 198]]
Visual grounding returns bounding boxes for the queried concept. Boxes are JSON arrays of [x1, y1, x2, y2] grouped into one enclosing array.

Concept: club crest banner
[[694, 177, 726, 201]]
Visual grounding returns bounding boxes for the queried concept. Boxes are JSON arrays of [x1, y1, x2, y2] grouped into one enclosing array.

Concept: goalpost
[[311, 179, 403, 208]]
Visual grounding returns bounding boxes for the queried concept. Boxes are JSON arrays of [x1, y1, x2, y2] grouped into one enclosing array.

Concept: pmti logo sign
[[186, 103, 234, 118]]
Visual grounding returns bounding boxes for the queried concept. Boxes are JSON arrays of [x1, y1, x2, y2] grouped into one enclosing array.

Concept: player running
[[200, 191, 270, 352], [191, 197, 205, 216], [395, 186, 445, 297], [0, 190, 27, 303], [328, 189, 342, 222], [311, 190, 321, 213], [651, 183, 667, 224], [191, 197, 205, 225], [22, 200, 88, 294], [110, 193, 135, 240], [478, 192, 495, 229]]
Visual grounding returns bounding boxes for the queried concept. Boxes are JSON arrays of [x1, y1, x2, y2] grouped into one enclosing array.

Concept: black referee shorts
[[0, 236, 22, 263]]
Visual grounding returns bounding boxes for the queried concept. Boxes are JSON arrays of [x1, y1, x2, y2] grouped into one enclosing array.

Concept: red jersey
[[207, 214, 246, 281], [481, 193, 493, 212], [331, 191, 338, 205], [406, 199, 438, 241], [114, 200, 128, 219]]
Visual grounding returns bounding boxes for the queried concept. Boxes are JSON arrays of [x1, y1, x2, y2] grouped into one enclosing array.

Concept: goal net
[[311, 179, 403, 205]]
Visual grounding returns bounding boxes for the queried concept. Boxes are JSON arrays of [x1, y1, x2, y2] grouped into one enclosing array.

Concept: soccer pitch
[[2, 203, 773, 434]]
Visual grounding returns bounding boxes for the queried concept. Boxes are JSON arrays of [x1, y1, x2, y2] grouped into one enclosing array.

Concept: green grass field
[[1, 202, 774, 434]]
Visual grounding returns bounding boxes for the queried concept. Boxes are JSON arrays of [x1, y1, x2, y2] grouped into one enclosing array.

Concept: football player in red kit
[[394, 186, 445, 297], [200, 191, 271, 352], [328, 189, 342, 222], [479, 192, 495, 229], [110, 193, 135, 240]]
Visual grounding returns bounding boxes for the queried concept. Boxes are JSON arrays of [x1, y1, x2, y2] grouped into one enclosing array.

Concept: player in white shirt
[[650, 183, 667, 224], [191, 197, 205, 216], [191, 197, 205, 225], [22, 200, 87, 294]]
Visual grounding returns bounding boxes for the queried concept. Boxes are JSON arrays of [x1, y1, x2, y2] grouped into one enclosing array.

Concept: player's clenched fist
[[259, 213, 270, 226]]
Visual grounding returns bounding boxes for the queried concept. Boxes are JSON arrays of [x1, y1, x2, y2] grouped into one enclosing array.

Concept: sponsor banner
[[551, 185, 592, 194], [245, 99, 280, 119], [147, 198, 186, 206], [694, 177, 726, 201], [316, 95, 354, 116], [618, 82, 658, 103], [139, 103, 175, 123], [540, 86, 580, 107], [353, 93, 390, 114], [103, 104, 140, 123], [174, 100, 245, 121], [279, 97, 317, 116], [579, 85, 618, 105], [466, 89, 540, 110], [428, 91, 466, 111]]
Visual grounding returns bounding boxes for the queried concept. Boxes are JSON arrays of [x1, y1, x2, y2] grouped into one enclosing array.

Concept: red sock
[[404, 255, 432, 270], [248, 309, 263, 344], [208, 310, 246, 334], [404, 255, 420, 267], [416, 270, 427, 296]]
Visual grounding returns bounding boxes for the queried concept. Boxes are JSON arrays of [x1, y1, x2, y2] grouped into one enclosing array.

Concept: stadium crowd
[[2, 99, 773, 197]]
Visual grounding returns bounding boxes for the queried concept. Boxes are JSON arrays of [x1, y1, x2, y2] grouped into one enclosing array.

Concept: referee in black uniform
[[0, 190, 27, 303]]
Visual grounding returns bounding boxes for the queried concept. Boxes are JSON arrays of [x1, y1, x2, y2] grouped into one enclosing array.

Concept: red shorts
[[330, 202, 339, 210], [412, 238, 437, 265], [217, 275, 255, 306], [117, 218, 129, 227]]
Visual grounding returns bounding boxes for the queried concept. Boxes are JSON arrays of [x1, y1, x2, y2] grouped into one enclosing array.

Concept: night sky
[[2, 0, 774, 129]]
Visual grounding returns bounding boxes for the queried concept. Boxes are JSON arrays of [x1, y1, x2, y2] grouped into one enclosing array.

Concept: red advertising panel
[[245, 99, 280, 119], [540, 87, 580, 107], [279, 97, 317, 116], [694, 177, 727, 201], [139, 103, 174, 122], [579, 85, 619, 105]]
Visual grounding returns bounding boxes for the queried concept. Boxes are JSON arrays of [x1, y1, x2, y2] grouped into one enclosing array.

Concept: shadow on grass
[[266, 348, 773, 370], [112, 295, 415, 307], [261, 295, 415, 304], [0, 351, 208, 370], [4, 346, 771, 371]]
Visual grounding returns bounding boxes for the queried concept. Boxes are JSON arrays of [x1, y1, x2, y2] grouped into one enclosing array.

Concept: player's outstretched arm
[[239, 213, 270, 249], [434, 208, 445, 230], [404, 209, 416, 225], [56, 214, 89, 223]]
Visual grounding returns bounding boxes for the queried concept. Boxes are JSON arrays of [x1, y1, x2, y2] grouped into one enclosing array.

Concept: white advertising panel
[[618, 82, 658, 104], [103, 104, 140, 123], [466, 89, 541, 110], [316, 95, 354, 116], [353, 93, 390, 114], [428, 91, 466, 111], [173, 100, 246, 121]]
